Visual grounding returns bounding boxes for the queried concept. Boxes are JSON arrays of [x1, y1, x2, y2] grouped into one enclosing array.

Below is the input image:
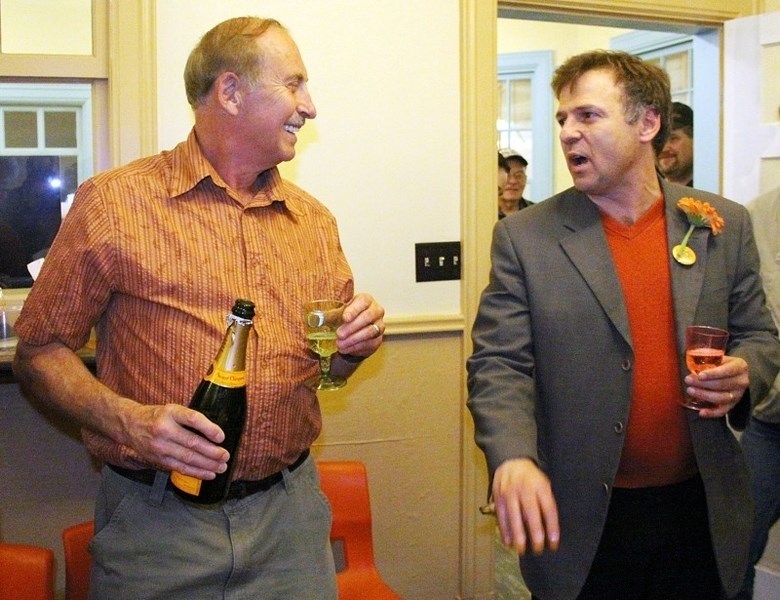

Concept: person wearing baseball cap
[[658, 102, 693, 187], [498, 148, 533, 218]]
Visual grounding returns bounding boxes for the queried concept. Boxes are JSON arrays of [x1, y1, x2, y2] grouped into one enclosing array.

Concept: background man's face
[[502, 158, 527, 202], [658, 128, 693, 182]]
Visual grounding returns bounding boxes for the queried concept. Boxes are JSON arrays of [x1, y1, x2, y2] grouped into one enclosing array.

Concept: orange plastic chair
[[0, 543, 55, 600], [316, 461, 401, 599], [62, 521, 94, 600]]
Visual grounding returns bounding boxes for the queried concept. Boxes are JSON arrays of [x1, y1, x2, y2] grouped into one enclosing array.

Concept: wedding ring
[[371, 323, 382, 338]]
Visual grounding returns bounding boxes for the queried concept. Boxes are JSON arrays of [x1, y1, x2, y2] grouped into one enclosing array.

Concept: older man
[[14, 17, 384, 599], [468, 51, 780, 599], [499, 147, 533, 218]]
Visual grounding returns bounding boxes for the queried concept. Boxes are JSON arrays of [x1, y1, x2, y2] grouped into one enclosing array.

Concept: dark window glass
[[0, 155, 78, 287]]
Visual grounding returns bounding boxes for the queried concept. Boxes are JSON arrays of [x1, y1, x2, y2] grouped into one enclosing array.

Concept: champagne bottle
[[170, 299, 255, 504]]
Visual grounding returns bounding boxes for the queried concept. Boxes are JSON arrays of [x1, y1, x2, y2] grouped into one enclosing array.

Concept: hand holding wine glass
[[682, 325, 729, 410], [304, 299, 346, 390]]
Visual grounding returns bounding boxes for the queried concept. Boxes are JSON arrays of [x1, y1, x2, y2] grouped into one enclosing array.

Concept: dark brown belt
[[108, 449, 310, 500]]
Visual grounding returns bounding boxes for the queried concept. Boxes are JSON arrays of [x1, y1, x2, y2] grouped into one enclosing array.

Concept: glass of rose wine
[[304, 299, 346, 391], [682, 325, 729, 409]]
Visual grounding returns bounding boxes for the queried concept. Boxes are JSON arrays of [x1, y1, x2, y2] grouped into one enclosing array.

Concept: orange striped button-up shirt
[[16, 130, 354, 479]]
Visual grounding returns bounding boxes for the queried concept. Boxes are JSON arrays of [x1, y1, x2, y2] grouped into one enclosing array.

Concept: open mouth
[[569, 154, 588, 167]]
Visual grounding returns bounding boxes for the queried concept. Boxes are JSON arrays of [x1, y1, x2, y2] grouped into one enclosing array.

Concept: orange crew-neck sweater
[[601, 199, 698, 488]]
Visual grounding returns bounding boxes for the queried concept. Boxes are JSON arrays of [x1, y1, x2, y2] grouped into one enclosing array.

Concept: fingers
[[539, 489, 561, 552], [684, 356, 748, 418], [337, 293, 385, 356], [130, 404, 230, 478], [499, 484, 559, 554], [492, 458, 560, 556], [497, 495, 528, 553]]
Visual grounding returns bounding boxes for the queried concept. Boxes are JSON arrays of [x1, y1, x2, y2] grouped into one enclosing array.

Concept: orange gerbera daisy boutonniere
[[672, 197, 725, 265]]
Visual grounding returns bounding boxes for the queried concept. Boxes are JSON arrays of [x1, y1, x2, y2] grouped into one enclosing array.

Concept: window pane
[[497, 80, 507, 124], [664, 51, 690, 93], [4, 111, 38, 148], [44, 111, 77, 148], [509, 79, 532, 126], [0, 155, 77, 286]]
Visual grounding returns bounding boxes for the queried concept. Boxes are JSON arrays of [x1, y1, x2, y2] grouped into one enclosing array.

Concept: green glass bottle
[[170, 299, 254, 504]]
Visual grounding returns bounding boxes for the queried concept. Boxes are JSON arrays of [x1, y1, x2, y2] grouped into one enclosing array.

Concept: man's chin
[[279, 147, 297, 163]]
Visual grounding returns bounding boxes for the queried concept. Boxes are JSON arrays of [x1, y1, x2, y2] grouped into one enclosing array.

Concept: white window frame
[[0, 82, 93, 190], [497, 50, 554, 202]]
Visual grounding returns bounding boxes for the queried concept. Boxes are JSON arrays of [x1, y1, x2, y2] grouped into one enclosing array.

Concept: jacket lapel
[[558, 192, 633, 347], [664, 182, 709, 354], [556, 183, 711, 352]]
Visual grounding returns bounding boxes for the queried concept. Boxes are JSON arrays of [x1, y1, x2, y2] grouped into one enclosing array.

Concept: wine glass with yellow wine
[[304, 299, 346, 390]]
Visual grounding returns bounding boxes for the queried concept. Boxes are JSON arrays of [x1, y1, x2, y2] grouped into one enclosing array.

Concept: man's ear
[[214, 72, 241, 115], [639, 106, 662, 143]]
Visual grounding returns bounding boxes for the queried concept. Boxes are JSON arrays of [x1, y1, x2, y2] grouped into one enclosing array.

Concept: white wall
[[155, 1, 462, 320]]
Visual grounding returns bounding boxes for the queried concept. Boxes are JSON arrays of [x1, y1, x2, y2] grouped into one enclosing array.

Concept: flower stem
[[679, 224, 695, 249]]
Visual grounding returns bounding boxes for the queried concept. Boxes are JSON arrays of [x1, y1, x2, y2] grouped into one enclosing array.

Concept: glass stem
[[319, 355, 333, 380]]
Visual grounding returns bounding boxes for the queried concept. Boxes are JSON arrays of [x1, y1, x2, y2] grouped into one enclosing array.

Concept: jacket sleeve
[[466, 220, 538, 478], [722, 202, 780, 429]]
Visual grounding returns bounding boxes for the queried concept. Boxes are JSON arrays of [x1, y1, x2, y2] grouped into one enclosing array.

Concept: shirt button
[[621, 358, 632, 371], [613, 421, 624, 434]]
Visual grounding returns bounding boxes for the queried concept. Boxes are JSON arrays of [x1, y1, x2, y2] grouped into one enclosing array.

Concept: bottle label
[[170, 471, 202, 495], [205, 366, 246, 388]]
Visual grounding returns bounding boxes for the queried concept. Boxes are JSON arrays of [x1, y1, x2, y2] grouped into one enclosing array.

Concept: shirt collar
[[168, 129, 305, 216]]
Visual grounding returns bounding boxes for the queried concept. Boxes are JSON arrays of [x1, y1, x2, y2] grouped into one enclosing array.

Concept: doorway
[[463, 1, 736, 598], [493, 12, 719, 599]]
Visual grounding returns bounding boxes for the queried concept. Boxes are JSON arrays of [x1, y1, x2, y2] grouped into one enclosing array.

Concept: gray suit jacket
[[467, 179, 780, 599]]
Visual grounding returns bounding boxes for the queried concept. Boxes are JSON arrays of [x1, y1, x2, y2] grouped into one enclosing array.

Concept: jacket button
[[621, 359, 632, 371], [602, 482, 610, 495], [613, 421, 624, 434]]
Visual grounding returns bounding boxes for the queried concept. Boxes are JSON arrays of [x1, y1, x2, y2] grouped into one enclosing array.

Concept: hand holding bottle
[[125, 401, 230, 480]]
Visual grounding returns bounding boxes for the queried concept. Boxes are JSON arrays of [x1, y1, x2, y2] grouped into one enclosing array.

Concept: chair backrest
[[62, 520, 94, 600], [316, 461, 378, 571], [0, 543, 55, 600], [316, 461, 401, 599]]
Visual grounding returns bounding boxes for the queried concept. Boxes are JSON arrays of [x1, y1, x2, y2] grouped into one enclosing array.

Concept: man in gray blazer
[[468, 50, 780, 599]]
